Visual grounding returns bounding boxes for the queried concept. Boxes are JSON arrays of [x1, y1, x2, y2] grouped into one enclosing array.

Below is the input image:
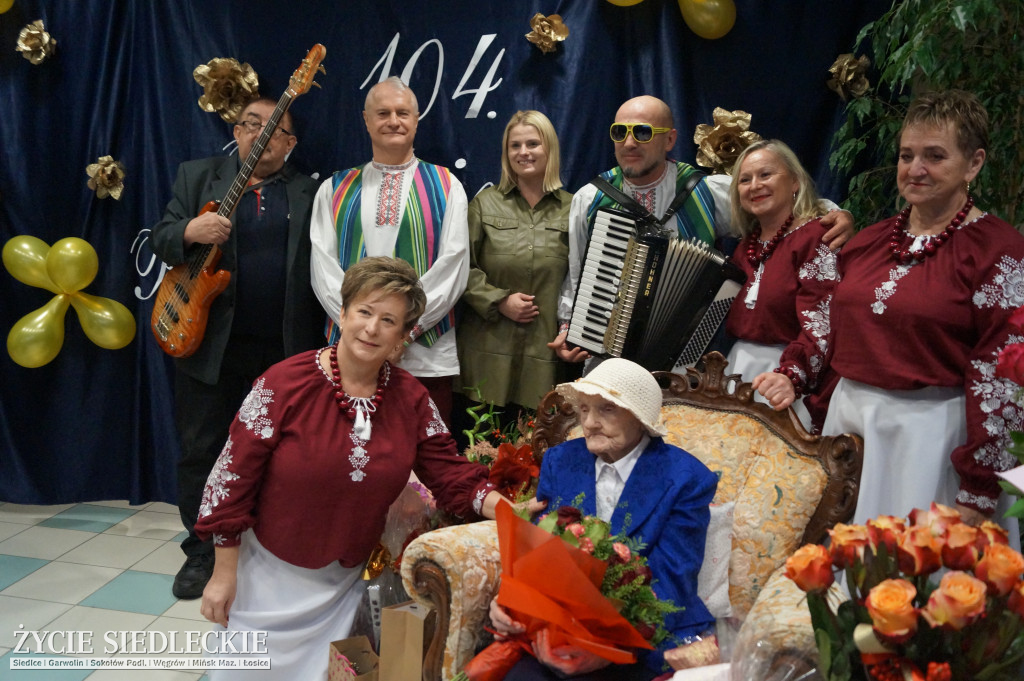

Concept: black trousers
[[174, 335, 285, 558]]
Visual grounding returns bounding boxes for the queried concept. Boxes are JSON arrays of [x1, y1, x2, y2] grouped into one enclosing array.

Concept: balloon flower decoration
[[3, 236, 136, 368]]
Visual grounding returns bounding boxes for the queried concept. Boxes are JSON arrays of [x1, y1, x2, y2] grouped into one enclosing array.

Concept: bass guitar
[[151, 44, 326, 357]]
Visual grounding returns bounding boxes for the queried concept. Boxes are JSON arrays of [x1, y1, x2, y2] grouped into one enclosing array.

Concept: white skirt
[[208, 529, 366, 681], [726, 340, 812, 430], [823, 377, 1019, 548]]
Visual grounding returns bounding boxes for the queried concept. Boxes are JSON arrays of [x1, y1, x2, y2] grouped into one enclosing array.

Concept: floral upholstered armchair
[[400, 352, 864, 680]]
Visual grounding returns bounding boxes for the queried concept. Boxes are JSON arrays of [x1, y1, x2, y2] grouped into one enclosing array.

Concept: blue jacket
[[535, 436, 717, 671]]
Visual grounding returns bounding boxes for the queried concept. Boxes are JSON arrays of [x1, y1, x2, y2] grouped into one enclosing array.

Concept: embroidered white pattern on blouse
[[212, 533, 231, 546], [238, 378, 275, 439], [972, 255, 1024, 310], [798, 244, 839, 282], [955, 490, 997, 512], [472, 484, 495, 515], [871, 264, 913, 315], [348, 429, 370, 482], [426, 398, 448, 437], [967, 339, 1024, 486], [198, 437, 241, 518]]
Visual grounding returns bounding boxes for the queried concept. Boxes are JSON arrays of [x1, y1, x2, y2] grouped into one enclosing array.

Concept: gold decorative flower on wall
[[693, 107, 762, 175], [525, 13, 569, 54], [826, 53, 871, 101], [86, 156, 127, 200], [16, 20, 57, 65], [193, 57, 260, 123]]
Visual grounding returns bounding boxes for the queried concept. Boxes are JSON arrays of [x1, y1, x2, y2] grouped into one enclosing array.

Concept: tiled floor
[[0, 501, 211, 680]]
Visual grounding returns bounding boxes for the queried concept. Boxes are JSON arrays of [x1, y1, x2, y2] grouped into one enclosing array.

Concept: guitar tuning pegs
[[318, 64, 326, 75], [312, 81, 322, 89]]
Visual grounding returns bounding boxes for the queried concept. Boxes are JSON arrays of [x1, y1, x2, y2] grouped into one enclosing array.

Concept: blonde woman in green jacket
[[457, 110, 573, 417]]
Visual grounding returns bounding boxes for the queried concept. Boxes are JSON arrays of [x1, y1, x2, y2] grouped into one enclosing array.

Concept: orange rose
[[867, 515, 906, 554], [976, 520, 1010, 549], [940, 523, 980, 571], [865, 579, 918, 642], [828, 523, 870, 569], [785, 544, 834, 593], [974, 543, 1024, 596], [920, 571, 986, 630], [897, 525, 942, 576], [1007, 581, 1024, 618], [908, 502, 961, 537]]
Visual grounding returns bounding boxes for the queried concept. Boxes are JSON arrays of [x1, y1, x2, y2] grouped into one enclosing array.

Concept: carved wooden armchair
[[400, 352, 864, 680]]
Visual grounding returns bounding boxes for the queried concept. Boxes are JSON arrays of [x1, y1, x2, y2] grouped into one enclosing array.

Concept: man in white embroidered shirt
[[310, 76, 469, 425]]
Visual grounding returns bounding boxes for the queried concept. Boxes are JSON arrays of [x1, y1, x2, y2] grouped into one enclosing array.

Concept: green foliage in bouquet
[[535, 500, 681, 647]]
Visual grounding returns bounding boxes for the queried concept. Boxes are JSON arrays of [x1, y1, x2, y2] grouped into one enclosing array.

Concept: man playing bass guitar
[[149, 96, 323, 599]]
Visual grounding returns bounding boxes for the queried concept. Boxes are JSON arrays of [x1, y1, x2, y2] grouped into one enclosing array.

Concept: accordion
[[566, 207, 746, 372]]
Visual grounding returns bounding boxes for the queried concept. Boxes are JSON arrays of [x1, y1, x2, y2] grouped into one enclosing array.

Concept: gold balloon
[[69, 292, 136, 349], [0, 0, 14, 14], [606, 0, 645, 5], [678, 0, 736, 40], [7, 295, 70, 368], [47, 237, 99, 292], [2, 236, 61, 294]]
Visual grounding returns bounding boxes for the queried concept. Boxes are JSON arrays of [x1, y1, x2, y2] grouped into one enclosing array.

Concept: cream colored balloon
[[606, 0, 646, 6]]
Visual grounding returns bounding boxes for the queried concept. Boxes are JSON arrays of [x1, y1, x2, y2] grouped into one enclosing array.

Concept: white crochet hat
[[555, 358, 667, 437]]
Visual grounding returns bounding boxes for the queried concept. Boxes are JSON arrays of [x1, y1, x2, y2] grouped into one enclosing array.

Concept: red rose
[[785, 544, 835, 593], [1007, 581, 1024, 617], [941, 523, 980, 571], [828, 523, 870, 569], [1008, 305, 1024, 334], [897, 525, 942, 576], [632, 620, 657, 642], [555, 506, 583, 529], [615, 564, 653, 589], [996, 343, 1024, 385], [867, 515, 906, 554], [974, 543, 1024, 596]]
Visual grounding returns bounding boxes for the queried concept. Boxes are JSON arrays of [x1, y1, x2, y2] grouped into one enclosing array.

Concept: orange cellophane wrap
[[494, 502, 652, 664]]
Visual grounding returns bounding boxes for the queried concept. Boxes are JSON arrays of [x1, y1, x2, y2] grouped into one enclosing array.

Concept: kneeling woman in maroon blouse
[[196, 256, 505, 680]]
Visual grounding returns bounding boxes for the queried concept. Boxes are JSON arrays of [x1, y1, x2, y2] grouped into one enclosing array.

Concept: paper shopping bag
[[328, 635, 379, 681], [379, 600, 436, 681]]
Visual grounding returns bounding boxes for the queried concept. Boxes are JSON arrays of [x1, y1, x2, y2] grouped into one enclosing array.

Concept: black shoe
[[172, 554, 213, 599]]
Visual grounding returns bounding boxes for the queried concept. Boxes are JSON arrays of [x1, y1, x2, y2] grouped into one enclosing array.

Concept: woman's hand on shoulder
[[751, 372, 796, 411], [820, 209, 855, 250], [498, 292, 540, 323]]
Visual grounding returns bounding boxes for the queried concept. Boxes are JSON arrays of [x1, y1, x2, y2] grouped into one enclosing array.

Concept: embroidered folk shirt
[[829, 212, 1024, 511], [194, 349, 494, 569], [725, 217, 839, 391], [309, 159, 470, 377]]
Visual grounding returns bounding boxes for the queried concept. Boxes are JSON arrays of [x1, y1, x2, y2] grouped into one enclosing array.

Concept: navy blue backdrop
[[0, 0, 889, 504]]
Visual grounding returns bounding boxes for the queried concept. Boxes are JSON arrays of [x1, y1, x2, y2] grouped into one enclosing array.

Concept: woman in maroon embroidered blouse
[[194, 257, 505, 680], [724, 139, 840, 432], [824, 91, 1024, 532]]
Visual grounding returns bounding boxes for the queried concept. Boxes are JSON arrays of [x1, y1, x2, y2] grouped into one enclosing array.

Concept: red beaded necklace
[[889, 195, 973, 264], [746, 214, 795, 267], [328, 342, 388, 420]]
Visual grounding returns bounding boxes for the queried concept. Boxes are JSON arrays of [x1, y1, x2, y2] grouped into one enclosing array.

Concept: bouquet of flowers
[[453, 502, 678, 681], [785, 503, 1024, 681]]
